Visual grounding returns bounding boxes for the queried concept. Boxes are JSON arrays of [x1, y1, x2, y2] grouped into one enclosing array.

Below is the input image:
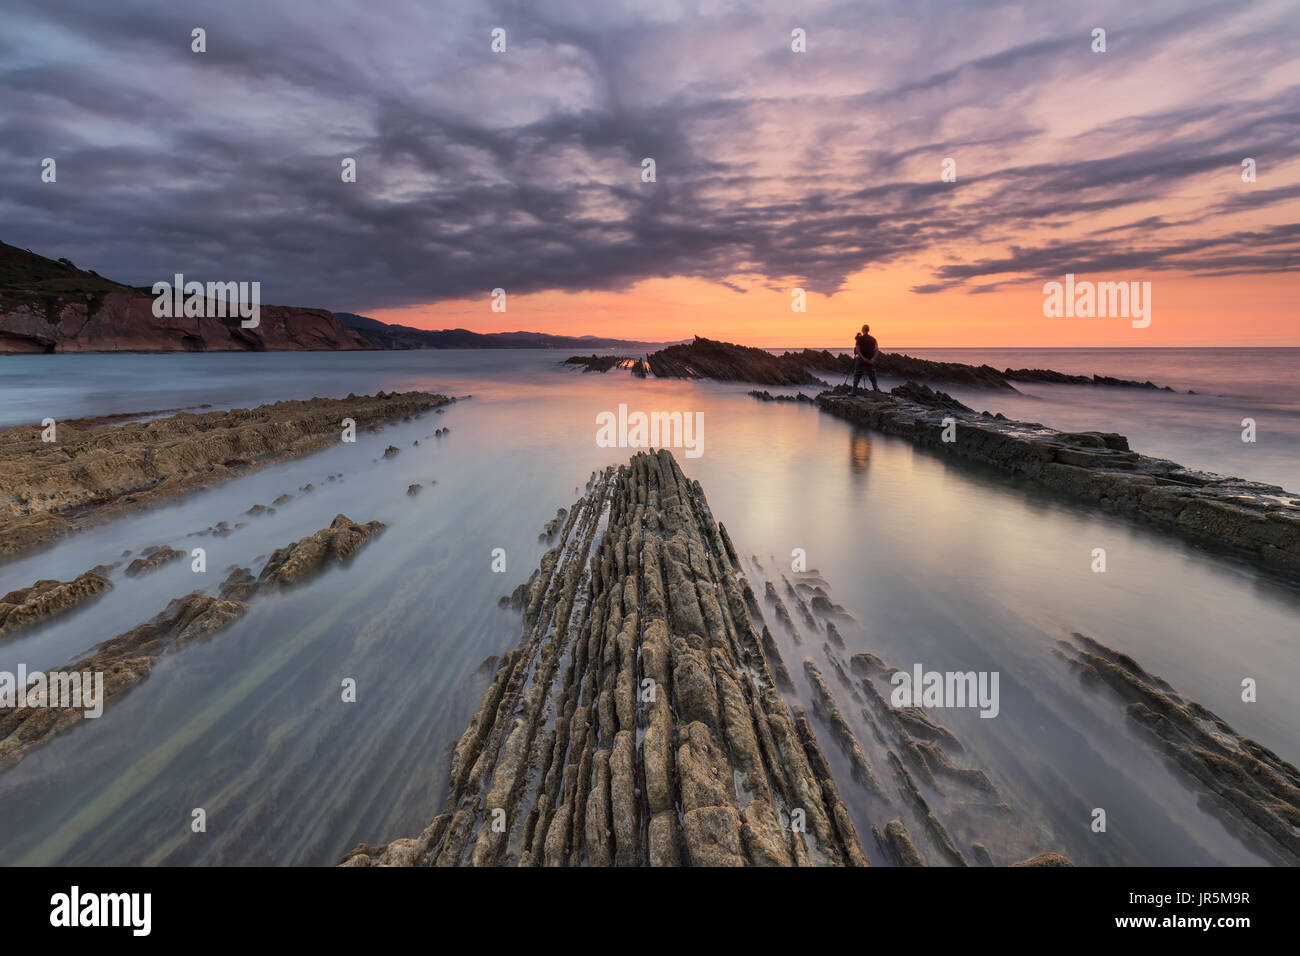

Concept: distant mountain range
[[335, 313, 676, 351]]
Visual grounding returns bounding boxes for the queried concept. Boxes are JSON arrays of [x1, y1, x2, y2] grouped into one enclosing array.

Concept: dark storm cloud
[[0, 0, 1296, 311]]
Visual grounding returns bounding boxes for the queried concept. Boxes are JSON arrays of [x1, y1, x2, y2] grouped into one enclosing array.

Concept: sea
[[0, 347, 1295, 865]]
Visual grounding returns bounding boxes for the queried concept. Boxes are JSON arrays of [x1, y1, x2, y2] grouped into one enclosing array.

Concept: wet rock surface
[[647, 337, 827, 385], [749, 390, 815, 403], [816, 385, 1300, 577], [342, 451, 1075, 867], [1004, 367, 1175, 390], [0, 570, 113, 640], [341, 450, 871, 867], [1056, 633, 1300, 864], [243, 514, 386, 595], [0, 591, 246, 772], [124, 545, 186, 576], [563, 354, 635, 373], [737, 557, 1069, 867], [0, 391, 451, 560], [0, 514, 386, 775], [785, 349, 1179, 392], [644, 339, 1178, 391], [786, 349, 1014, 390]]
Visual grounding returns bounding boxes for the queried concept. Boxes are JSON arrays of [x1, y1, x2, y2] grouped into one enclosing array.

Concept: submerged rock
[[341, 450, 868, 867], [1011, 852, 1075, 867], [1057, 633, 1300, 864], [749, 390, 814, 404], [124, 545, 186, 576], [0, 570, 113, 640], [255, 514, 385, 591], [0, 391, 451, 559], [0, 591, 247, 772], [816, 386, 1300, 576], [0, 514, 386, 775], [563, 354, 632, 373]]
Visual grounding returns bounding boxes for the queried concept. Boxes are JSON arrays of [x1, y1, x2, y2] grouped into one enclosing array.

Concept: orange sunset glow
[[366, 267, 1299, 348]]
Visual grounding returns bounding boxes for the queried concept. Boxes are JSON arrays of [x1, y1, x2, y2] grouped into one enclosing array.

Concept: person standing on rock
[[853, 324, 880, 394]]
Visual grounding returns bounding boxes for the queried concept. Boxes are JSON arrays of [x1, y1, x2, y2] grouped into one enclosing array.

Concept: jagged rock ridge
[[342, 450, 870, 866], [0, 391, 451, 559]]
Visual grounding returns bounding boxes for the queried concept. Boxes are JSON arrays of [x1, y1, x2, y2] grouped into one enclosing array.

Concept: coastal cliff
[[0, 241, 372, 353]]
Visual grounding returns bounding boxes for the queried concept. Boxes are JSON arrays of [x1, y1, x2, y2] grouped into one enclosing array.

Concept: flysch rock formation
[[637, 337, 1175, 391], [562, 354, 635, 373], [816, 384, 1300, 577], [1055, 633, 1300, 865], [646, 336, 828, 386], [341, 450, 870, 867], [0, 515, 385, 774], [0, 391, 451, 560], [737, 558, 1060, 867], [124, 545, 187, 576], [0, 570, 113, 641], [342, 451, 1070, 867], [784, 350, 1179, 392]]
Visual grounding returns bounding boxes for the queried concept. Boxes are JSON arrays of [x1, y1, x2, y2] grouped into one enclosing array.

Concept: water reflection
[[850, 431, 872, 473], [0, 351, 1295, 866]]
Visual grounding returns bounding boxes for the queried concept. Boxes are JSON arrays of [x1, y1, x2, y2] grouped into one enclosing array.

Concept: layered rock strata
[[737, 562, 1045, 867], [816, 385, 1300, 577], [0, 391, 450, 559], [0, 570, 113, 640], [1056, 634, 1300, 865], [0, 515, 384, 773], [0, 241, 373, 353], [341, 450, 870, 867], [641, 337, 1174, 391]]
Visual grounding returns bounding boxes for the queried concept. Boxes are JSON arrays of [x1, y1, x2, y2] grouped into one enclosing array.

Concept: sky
[[1, 0, 1297, 347]]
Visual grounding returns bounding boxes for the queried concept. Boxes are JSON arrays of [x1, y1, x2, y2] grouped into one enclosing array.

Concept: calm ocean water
[[821, 347, 1300, 492], [0, 347, 1295, 865]]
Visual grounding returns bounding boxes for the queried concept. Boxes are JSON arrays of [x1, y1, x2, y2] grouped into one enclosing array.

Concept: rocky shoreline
[[0, 514, 386, 774], [562, 354, 649, 374], [343, 450, 873, 866], [629, 337, 1178, 391], [1056, 633, 1300, 864], [0, 390, 452, 560], [815, 385, 1300, 577], [343, 450, 1071, 867], [646, 337, 826, 386], [0, 570, 113, 641]]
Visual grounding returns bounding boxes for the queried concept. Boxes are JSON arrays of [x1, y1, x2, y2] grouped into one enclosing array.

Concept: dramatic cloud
[[0, 0, 1296, 311]]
